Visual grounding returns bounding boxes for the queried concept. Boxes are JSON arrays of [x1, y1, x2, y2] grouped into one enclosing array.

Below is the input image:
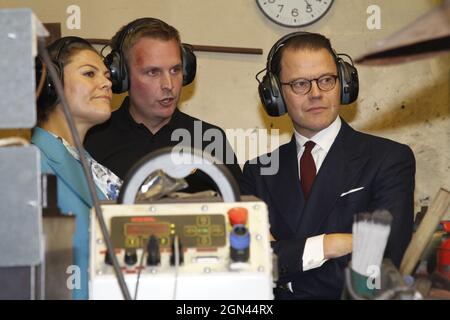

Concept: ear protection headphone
[[104, 17, 197, 93], [35, 36, 93, 109], [257, 32, 359, 117]]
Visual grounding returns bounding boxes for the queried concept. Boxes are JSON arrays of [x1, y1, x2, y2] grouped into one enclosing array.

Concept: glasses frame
[[280, 74, 339, 95]]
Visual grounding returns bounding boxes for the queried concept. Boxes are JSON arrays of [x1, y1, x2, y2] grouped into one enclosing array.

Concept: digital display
[[111, 215, 226, 249], [125, 223, 170, 236]]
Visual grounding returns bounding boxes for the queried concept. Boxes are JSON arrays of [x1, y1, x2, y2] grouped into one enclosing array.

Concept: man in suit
[[241, 32, 415, 299]]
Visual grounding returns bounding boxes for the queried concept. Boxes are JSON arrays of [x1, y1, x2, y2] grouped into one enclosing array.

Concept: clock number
[[304, 0, 313, 13], [256, 0, 334, 27]]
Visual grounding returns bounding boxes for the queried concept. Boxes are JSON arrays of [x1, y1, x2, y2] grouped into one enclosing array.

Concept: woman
[[32, 37, 121, 299]]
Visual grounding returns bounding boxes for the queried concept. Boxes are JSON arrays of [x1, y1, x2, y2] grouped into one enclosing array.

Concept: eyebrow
[[141, 62, 182, 71], [79, 64, 110, 75], [290, 72, 337, 81], [80, 64, 99, 70]]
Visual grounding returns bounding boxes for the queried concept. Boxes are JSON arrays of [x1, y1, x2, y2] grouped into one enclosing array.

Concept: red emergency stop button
[[228, 207, 248, 226]]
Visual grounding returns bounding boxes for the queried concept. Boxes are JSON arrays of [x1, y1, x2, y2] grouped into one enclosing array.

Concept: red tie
[[300, 141, 316, 198]]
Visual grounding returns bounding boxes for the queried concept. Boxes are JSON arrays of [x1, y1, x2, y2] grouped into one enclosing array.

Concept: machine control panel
[[90, 201, 274, 300]]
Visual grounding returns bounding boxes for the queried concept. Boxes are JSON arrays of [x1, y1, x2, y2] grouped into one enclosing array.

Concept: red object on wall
[[437, 221, 450, 280]]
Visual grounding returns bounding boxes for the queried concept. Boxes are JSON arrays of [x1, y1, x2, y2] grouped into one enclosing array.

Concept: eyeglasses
[[280, 75, 339, 95]]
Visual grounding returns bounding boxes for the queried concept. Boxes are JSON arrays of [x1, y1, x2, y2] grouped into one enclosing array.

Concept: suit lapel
[[267, 137, 305, 235], [297, 120, 370, 236], [32, 127, 95, 206]]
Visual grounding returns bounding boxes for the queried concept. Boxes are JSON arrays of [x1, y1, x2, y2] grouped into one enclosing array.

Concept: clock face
[[256, 0, 334, 28]]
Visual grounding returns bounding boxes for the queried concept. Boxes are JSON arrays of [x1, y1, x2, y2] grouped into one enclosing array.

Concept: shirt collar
[[116, 96, 181, 133], [294, 116, 342, 154]]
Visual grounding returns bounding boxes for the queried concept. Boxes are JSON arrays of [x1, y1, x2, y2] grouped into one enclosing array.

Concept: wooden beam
[[190, 45, 262, 55], [86, 38, 263, 55], [400, 188, 450, 276], [38, 24, 263, 55]]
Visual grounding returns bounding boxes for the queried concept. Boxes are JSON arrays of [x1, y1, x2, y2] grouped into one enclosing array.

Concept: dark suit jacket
[[241, 119, 415, 299]]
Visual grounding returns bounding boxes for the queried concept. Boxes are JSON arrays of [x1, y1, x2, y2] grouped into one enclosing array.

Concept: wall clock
[[256, 0, 334, 28]]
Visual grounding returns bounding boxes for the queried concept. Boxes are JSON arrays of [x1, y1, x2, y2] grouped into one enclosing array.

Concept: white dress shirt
[[294, 116, 342, 272]]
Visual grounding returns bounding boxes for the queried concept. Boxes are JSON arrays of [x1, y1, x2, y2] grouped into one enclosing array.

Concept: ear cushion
[[104, 49, 128, 94], [258, 72, 286, 117], [35, 56, 63, 108], [182, 44, 196, 86], [337, 58, 359, 105]]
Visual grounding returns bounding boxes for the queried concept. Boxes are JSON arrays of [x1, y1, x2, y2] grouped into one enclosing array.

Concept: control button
[[197, 235, 212, 246], [228, 207, 248, 226], [184, 225, 197, 236], [103, 249, 121, 266], [147, 235, 161, 266], [124, 249, 137, 265], [104, 251, 113, 265], [170, 236, 184, 266], [125, 236, 139, 247], [211, 225, 225, 236], [197, 216, 210, 226], [229, 224, 250, 262], [160, 237, 168, 246]]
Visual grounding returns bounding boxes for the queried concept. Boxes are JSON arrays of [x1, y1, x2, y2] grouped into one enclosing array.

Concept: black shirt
[[84, 97, 243, 193]]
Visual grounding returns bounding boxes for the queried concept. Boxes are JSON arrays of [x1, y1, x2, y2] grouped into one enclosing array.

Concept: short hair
[[271, 33, 335, 77], [37, 39, 97, 123], [111, 18, 181, 65]]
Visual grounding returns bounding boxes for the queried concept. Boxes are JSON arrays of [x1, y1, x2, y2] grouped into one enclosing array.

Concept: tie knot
[[304, 141, 315, 153]]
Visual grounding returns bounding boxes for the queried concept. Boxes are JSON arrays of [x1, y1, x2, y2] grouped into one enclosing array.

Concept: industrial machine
[[90, 201, 274, 300], [89, 148, 275, 300]]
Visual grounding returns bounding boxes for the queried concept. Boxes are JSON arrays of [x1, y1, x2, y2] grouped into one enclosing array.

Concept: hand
[[323, 233, 352, 259]]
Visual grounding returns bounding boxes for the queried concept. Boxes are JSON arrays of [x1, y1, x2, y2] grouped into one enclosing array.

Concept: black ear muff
[[105, 18, 197, 93], [104, 21, 130, 94], [336, 55, 359, 105], [35, 56, 62, 109], [258, 72, 286, 117], [104, 49, 127, 94], [181, 44, 196, 86]]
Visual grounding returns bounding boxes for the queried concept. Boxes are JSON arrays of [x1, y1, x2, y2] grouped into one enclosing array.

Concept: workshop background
[[1, 0, 449, 213]]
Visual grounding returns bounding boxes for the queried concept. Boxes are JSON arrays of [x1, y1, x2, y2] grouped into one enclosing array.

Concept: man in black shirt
[[85, 18, 242, 193]]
